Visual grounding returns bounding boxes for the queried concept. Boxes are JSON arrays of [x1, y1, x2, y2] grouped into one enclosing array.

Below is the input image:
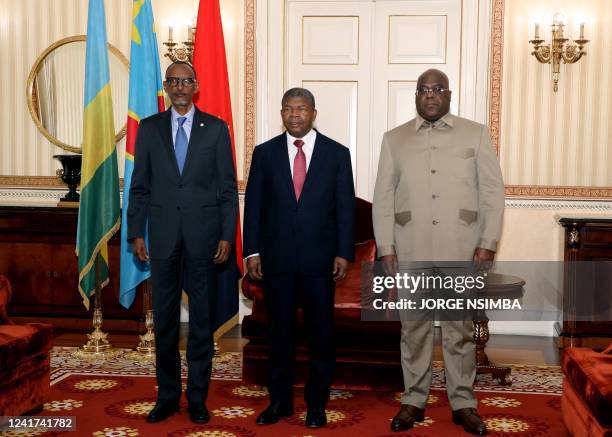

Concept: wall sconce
[[529, 13, 589, 92], [163, 24, 196, 64]]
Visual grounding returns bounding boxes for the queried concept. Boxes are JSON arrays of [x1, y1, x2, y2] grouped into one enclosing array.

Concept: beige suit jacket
[[372, 113, 504, 262]]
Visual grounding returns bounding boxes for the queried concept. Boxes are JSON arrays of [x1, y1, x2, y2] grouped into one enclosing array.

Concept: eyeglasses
[[165, 77, 196, 87], [415, 86, 449, 96]]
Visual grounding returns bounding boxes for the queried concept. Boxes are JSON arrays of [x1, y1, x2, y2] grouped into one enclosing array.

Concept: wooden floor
[[53, 324, 560, 366]]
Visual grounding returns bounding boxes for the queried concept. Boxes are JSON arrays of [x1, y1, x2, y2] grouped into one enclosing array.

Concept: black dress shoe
[[256, 402, 294, 425], [305, 409, 327, 428], [390, 404, 425, 432], [188, 404, 210, 424], [452, 408, 487, 435], [146, 400, 180, 423]]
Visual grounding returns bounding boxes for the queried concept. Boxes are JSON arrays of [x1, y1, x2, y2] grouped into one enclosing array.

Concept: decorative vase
[[54, 154, 81, 202]]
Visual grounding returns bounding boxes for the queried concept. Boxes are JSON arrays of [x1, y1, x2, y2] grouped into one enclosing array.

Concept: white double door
[[286, 0, 462, 199]]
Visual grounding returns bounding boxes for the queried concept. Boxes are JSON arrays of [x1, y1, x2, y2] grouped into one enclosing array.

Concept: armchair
[[0, 274, 53, 415]]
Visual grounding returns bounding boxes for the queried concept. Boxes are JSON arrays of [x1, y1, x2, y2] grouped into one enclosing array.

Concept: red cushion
[[562, 347, 612, 426], [335, 240, 376, 308], [0, 323, 53, 371], [0, 274, 12, 324], [562, 379, 612, 437]]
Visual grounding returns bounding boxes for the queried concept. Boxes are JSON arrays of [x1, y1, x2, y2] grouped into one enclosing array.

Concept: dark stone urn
[[54, 154, 82, 202]]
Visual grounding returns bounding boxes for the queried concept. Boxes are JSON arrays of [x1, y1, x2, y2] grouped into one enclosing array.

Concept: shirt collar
[[287, 128, 316, 145], [171, 104, 196, 124], [415, 112, 454, 131]]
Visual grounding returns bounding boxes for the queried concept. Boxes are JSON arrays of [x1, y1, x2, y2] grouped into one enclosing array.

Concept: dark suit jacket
[[243, 131, 355, 275], [127, 107, 238, 260]]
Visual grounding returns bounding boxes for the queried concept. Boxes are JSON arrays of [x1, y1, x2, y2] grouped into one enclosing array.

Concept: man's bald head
[[417, 69, 449, 89], [165, 61, 197, 79]]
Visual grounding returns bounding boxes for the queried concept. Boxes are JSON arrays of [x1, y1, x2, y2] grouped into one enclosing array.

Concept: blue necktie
[[175, 116, 188, 174]]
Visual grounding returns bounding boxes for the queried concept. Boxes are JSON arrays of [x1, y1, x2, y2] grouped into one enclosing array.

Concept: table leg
[[473, 314, 512, 386]]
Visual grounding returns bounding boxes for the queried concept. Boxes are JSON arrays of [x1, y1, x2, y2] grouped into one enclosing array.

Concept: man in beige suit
[[372, 69, 504, 435]]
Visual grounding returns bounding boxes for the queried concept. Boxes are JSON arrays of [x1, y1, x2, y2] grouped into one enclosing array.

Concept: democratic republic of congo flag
[[76, 0, 120, 309], [119, 0, 165, 309]]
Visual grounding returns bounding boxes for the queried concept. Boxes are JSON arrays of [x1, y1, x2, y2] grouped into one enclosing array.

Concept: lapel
[[181, 109, 207, 177], [277, 133, 297, 203], [156, 109, 180, 176], [298, 130, 327, 204]]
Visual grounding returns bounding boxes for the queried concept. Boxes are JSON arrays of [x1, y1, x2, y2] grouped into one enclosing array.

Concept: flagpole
[[75, 253, 117, 360]]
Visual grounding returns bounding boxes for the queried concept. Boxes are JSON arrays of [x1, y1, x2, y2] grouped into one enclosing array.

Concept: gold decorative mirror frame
[[26, 35, 129, 154]]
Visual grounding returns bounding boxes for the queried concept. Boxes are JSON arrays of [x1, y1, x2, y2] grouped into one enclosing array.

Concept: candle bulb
[[535, 23, 540, 39], [168, 25, 174, 41], [580, 22, 585, 39]]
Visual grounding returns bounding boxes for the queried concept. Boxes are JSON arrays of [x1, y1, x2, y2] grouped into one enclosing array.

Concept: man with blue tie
[[243, 88, 355, 428], [127, 61, 238, 424]]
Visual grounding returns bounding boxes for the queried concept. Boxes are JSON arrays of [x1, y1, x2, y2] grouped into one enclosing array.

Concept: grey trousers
[[398, 266, 477, 410], [399, 319, 477, 410]]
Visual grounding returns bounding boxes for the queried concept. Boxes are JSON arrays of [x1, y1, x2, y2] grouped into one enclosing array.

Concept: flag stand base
[[127, 282, 156, 362], [73, 308, 118, 360], [126, 309, 156, 362]]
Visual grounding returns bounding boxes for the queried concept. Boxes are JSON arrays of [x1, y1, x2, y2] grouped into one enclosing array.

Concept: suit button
[[178, 184, 184, 188], [432, 194, 438, 199], [176, 206, 181, 211], [432, 220, 439, 225], [431, 169, 437, 174], [431, 146, 437, 150]]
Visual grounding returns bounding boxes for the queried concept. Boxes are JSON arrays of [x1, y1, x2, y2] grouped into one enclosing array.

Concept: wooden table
[[473, 273, 525, 385]]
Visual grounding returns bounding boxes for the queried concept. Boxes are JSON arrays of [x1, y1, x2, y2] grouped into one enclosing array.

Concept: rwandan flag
[[119, 0, 165, 309], [76, 0, 120, 309]]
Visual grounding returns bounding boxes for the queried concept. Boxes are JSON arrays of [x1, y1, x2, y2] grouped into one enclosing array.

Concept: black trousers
[[263, 272, 335, 410], [150, 230, 217, 405]]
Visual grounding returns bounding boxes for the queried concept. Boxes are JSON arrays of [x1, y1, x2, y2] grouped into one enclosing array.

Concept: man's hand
[[213, 240, 231, 264], [333, 257, 349, 281], [381, 254, 398, 276], [247, 255, 263, 280], [473, 247, 495, 271], [132, 237, 149, 262]]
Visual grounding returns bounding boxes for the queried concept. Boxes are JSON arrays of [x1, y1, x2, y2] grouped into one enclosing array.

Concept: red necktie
[[293, 139, 306, 200]]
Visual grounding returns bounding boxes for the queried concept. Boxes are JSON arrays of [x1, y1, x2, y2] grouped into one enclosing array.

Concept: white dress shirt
[[286, 129, 316, 176]]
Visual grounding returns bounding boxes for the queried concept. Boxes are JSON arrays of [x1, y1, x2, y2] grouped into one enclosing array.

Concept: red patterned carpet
[[5, 347, 566, 437]]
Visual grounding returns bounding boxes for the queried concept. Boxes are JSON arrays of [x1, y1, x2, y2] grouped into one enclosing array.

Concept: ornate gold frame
[[489, 0, 612, 199], [25, 35, 130, 154], [241, 0, 256, 193]]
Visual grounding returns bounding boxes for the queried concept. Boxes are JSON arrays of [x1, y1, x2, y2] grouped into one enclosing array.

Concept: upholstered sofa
[[562, 345, 612, 437], [241, 198, 405, 390], [0, 274, 53, 415]]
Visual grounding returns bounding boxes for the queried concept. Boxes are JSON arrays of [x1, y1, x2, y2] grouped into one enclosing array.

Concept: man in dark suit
[[243, 88, 355, 428], [127, 61, 238, 424]]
